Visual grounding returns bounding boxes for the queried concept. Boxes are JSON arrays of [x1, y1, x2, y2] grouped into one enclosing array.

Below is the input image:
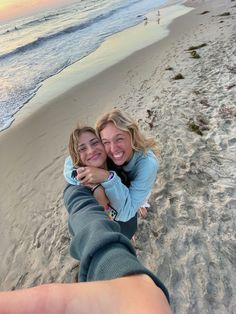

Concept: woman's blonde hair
[[95, 109, 159, 156], [68, 125, 97, 167]]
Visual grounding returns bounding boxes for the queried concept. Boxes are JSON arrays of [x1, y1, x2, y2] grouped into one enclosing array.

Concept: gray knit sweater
[[63, 184, 169, 302]]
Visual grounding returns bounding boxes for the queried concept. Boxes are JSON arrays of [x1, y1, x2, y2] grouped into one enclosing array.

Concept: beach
[[0, 0, 235, 312]]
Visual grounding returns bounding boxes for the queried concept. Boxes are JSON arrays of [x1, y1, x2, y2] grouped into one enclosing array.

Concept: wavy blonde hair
[[68, 125, 98, 167], [95, 109, 159, 156]]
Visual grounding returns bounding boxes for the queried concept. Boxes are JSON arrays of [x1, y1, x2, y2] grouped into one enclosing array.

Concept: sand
[[0, 0, 235, 313]]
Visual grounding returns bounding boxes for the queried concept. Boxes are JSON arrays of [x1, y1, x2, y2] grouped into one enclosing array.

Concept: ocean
[[0, 0, 182, 132]]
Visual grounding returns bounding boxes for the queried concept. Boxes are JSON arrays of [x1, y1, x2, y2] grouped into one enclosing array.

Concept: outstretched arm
[[0, 184, 171, 314], [64, 184, 168, 295], [0, 275, 171, 314]]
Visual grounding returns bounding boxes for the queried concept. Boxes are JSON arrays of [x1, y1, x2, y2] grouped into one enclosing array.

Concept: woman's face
[[78, 131, 107, 168], [100, 122, 133, 166]]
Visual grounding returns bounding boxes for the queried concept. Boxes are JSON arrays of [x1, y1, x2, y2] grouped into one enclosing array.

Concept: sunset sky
[[0, 0, 76, 23]]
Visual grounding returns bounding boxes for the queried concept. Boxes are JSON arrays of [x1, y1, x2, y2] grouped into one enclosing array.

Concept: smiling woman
[[64, 109, 160, 225], [0, 0, 75, 23]]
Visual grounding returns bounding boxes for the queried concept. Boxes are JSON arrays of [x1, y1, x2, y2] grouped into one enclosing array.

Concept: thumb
[[77, 167, 86, 173]]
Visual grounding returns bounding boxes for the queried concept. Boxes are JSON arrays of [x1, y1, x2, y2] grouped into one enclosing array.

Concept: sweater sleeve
[[63, 156, 81, 186], [101, 155, 159, 222], [63, 184, 169, 303]]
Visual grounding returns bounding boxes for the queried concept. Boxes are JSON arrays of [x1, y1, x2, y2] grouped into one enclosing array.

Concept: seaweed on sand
[[218, 12, 230, 16], [200, 11, 210, 15], [188, 120, 203, 136], [189, 50, 201, 59], [165, 66, 174, 71], [187, 115, 210, 136], [172, 73, 184, 80], [187, 43, 207, 50]]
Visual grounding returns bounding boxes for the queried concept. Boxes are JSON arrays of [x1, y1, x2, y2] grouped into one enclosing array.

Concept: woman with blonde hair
[[64, 125, 136, 238], [95, 109, 159, 157], [64, 109, 159, 224]]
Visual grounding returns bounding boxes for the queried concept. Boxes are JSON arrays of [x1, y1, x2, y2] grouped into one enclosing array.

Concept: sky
[[0, 0, 76, 23]]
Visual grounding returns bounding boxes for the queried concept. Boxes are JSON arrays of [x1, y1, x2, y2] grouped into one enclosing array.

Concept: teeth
[[113, 153, 123, 158]]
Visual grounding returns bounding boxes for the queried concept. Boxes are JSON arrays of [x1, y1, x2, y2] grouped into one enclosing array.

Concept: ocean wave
[[0, 10, 68, 36], [21, 14, 60, 27], [0, 0, 142, 61], [1, 26, 20, 36], [0, 0, 170, 132]]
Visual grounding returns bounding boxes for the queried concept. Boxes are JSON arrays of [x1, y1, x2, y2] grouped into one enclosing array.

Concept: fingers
[[76, 167, 87, 181], [75, 167, 108, 184], [80, 175, 92, 185], [139, 207, 148, 219], [76, 167, 97, 184], [77, 167, 85, 173]]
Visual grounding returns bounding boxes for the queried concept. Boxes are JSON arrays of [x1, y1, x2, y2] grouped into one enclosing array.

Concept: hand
[[76, 167, 109, 185]]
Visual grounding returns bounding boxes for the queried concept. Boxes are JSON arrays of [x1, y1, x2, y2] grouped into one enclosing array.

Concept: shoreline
[[0, 1, 192, 135], [0, 0, 235, 312]]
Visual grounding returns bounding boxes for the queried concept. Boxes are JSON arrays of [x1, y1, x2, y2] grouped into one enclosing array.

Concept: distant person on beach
[[64, 109, 159, 231], [157, 10, 160, 24], [0, 184, 171, 314]]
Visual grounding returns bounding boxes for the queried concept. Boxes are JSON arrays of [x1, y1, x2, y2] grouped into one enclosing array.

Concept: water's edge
[[1, 1, 191, 133]]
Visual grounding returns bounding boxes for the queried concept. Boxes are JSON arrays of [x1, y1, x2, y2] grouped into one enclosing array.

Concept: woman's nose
[[110, 141, 116, 153], [87, 145, 95, 155]]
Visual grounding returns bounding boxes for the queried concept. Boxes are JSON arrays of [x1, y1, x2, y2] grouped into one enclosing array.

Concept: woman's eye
[[91, 140, 100, 146], [79, 146, 86, 152]]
